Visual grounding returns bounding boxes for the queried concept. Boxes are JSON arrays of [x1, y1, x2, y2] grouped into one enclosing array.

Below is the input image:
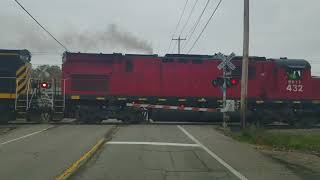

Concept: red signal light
[[231, 79, 238, 85], [40, 82, 49, 89]]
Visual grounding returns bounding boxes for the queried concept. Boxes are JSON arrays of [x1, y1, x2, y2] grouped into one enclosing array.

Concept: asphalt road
[[0, 124, 304, 180], [0, 124, 112, 180]]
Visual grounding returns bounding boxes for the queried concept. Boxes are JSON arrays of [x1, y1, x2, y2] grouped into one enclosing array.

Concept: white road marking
[[106, 141, 200, 147], [0, 127, 51, 146], [177, 125, 248, 180]]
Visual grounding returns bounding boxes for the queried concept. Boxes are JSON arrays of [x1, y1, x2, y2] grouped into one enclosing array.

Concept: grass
[[230, 125, 320, 153]]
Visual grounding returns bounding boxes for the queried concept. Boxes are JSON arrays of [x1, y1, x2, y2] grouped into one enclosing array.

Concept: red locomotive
[[62, 52, 320, 125]]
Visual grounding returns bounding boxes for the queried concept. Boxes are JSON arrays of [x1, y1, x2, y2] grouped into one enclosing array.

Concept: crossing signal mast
[[213, 53, 236, 128]]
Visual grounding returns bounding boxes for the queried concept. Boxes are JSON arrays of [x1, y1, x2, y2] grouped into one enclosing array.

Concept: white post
[[63, 79, 66, 111]]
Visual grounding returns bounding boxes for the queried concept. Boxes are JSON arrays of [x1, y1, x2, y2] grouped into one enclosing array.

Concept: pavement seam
[[177, 125, 249, 180], [55, 125, 119, 180]]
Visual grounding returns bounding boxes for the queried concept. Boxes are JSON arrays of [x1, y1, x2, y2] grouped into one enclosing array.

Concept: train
[[1, 49, 320, 126]]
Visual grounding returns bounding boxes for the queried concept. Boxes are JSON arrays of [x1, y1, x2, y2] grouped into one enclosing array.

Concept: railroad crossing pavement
[[0, 124, 303, 180]]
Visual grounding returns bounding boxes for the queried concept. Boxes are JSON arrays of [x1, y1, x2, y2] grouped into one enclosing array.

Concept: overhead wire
[[13, 0, 68, 51], [30, 51, 62, 55], [178, 0, 199, 38], [182, 0, 211, 50], [167, 0, 189, 53], [187, 0, 223, 54]]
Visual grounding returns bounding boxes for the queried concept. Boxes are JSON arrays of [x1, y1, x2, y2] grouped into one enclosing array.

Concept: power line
[[13, 0, 68, 51], [30, 51, 62, 55], [178, 0, 199, 37], [167, 0, 189, 53], [182, 0, 211, 50], [187, 0, 223, 54]]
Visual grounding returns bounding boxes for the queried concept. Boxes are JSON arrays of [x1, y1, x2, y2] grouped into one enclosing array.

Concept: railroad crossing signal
[[216, 53, 236, 71], [212, 77, 238, 87], [214, 53, 237, 128]]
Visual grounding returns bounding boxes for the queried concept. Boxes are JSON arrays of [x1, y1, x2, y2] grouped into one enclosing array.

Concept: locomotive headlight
[[40, 82, 50, 89]]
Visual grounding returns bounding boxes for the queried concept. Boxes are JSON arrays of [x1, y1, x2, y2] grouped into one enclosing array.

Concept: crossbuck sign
[[216, 53, 236, 71]]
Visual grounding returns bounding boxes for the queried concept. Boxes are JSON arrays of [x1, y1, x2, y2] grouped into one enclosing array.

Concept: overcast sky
[[1, 0, 319, 74]]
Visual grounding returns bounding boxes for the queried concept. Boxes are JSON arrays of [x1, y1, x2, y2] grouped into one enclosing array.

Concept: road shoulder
[[181, 125, 301, 180]]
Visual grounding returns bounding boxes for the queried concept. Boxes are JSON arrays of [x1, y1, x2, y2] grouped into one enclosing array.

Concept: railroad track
[[4, 119, 320, 129]]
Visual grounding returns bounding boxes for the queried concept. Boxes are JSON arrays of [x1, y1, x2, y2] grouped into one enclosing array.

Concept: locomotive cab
[[271, 59, 312, 100]]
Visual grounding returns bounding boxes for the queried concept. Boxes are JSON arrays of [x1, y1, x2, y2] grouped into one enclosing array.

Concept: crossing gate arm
[[126, 103, 218, 113]]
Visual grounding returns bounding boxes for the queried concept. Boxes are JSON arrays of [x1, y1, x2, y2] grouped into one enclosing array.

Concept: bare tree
[[31, 65, 61, 81]]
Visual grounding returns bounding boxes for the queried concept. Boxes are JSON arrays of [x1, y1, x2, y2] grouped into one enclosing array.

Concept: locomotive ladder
[[15, 78, 31, 119], [51, 79, 66, 121]]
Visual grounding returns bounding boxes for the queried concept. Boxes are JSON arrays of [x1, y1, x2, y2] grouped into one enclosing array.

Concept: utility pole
[[240, 0, 250, 129], [172, 36, 186, 54]]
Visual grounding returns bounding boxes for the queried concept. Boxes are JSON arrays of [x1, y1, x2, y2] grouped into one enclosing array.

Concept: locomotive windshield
[[286, 69, 303, 80]]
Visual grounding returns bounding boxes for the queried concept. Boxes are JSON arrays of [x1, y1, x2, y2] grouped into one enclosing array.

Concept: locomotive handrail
[[26, 78, 31, 109]]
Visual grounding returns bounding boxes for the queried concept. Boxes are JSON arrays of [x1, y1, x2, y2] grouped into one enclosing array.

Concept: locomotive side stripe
[[17, 70, 27, 80], [20, 87, 28, 94], [0, 93, 16, 99], [274, 101, 283, 104], [16, 76, 27, 88], [16, 65, 27, 76], [17, 76, 27, 86], [17, 83, 27, 94], [16, 64, 31, 95], [312, 100, 320, 104], [0, 53, 19, 56], [198, 98, 207, 102], [96, 97, 105, 100], [71, 95, 80, 100], [117, 97, 127, 100]]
